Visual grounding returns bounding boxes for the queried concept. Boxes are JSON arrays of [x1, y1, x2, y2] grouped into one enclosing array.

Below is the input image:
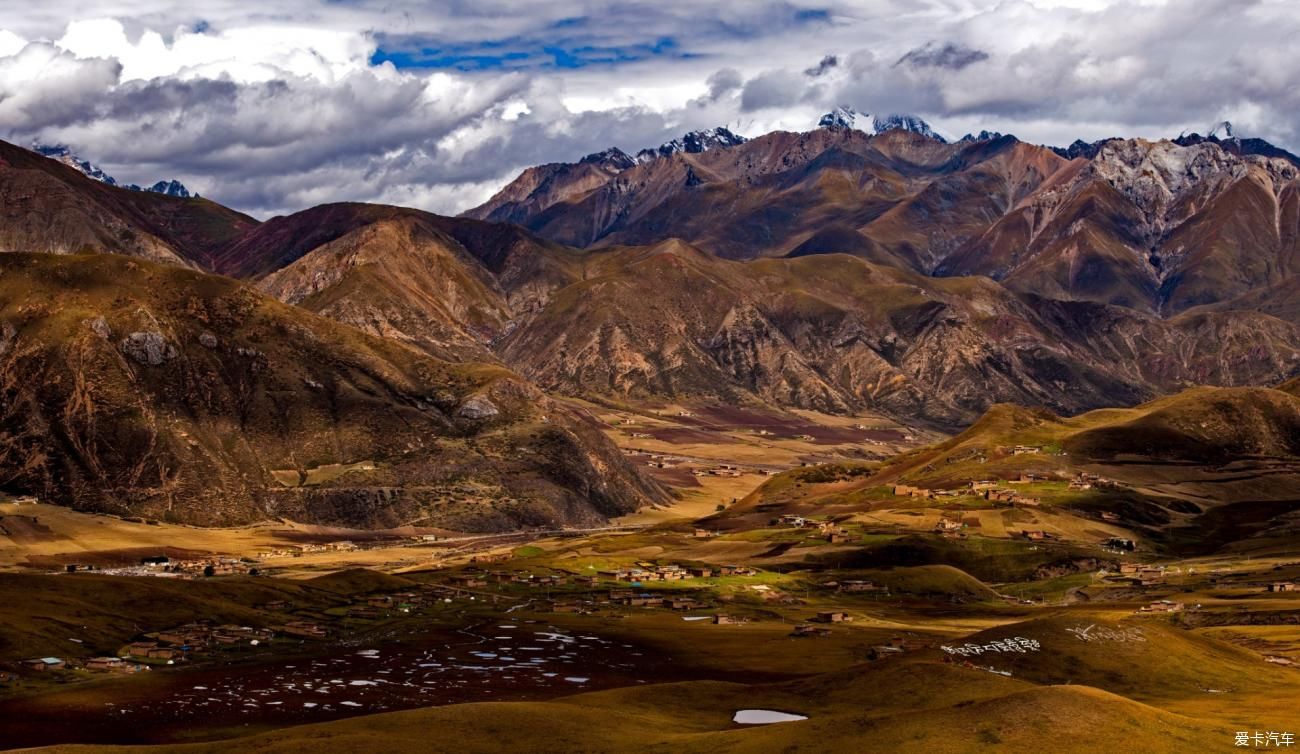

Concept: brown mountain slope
[[256, 214, 514, 362], [225, 203, 583, 361], [496, 242, 1300, 426], [0, 140, 256, 267], [0, 253, 665, 529], [943, 139, 1300, 314]]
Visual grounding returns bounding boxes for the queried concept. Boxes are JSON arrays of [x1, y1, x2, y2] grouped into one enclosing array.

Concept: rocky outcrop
[[457, 395, 500, 420], [120, 331, 177, 365]]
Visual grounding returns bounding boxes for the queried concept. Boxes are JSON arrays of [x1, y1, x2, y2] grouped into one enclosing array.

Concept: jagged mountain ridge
[[31, 144, 193, 197], [464, 119, 1300, 317]]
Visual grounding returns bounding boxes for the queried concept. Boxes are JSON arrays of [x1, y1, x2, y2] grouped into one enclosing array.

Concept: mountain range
[[2, 111, 1299, 525]]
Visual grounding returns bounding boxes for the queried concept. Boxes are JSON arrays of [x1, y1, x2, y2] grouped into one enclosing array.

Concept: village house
[[1268, 582, 1298, 592], [826, 531, 848, 543], [663, 597, 704, 611], [689, 567, 714, 578], [838, 580, 882, 593], [814, 611, 850, 623], [546, 601, 583, 613], [1138, 600, 1184, 614], [22, 657, 65, 672], [125, 641, 159, 658], [280, 621, 328, 639], [693, 528, 716, 538], [712, 615, 744, 625], [933, 519, 964, 534], [349, 605, 384, 619], [85, 656, 124, 671], [791, 624, 831, 638]]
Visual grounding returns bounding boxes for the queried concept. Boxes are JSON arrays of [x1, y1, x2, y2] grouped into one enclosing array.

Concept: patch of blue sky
[[371, 34, 695, 71]]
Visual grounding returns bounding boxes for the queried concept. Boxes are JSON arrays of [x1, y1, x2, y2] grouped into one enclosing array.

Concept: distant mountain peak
[[579, 147, 636, 170], [872, 114, 946, 143], [817, 106, 946, 142], [636, 127, 747, 163], [1207, 120, 1235, 139], [818, 105, 859, 130], [959, 130, 1005, 143], [28, 142, 192, 198]]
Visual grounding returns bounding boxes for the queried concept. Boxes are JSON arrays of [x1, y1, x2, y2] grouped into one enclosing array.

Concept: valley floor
[[2, 398, 1300, 752]]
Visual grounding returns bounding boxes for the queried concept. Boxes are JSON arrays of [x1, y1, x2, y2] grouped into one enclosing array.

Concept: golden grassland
[[4, 388, 1300, 752]]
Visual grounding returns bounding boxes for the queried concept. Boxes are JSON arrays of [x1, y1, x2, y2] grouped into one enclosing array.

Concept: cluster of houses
[[773, 515, 851, 542], [819, 579, 885, 594], [17, 620, 291, 677], [601, 563, 754, 582], [893, 485, 955, 500], [1006, 445, 1043, 455], [694, 464, 744, 478], [1068, 472, 1120, 491], [1267, 581, 1298, 592], [1110, 562, 1168, 585], [968, 481, 1042, 507], [61, 555, 258, 579]]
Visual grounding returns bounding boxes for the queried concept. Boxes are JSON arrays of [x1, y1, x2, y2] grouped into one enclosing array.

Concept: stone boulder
[[457, 395, 500, 420], [121, 331, 177, 366]]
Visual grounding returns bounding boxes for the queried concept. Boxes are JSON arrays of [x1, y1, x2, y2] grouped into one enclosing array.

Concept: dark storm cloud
[[804, 54, 838, 77], [895, 42, 987, 71]]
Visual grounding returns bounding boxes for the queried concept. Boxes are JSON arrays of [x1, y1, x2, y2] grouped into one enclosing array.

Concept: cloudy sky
[[0, 0, 1296, 217]]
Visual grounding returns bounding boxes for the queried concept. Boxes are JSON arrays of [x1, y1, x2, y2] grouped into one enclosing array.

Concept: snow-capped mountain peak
[[872, 114, 946, 143], [818, 105, 859, 130], [816, 107, 946, 142], [636, 127, 747, 163], [29, 143, 192, 198], [579, 147, 636, 170]]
